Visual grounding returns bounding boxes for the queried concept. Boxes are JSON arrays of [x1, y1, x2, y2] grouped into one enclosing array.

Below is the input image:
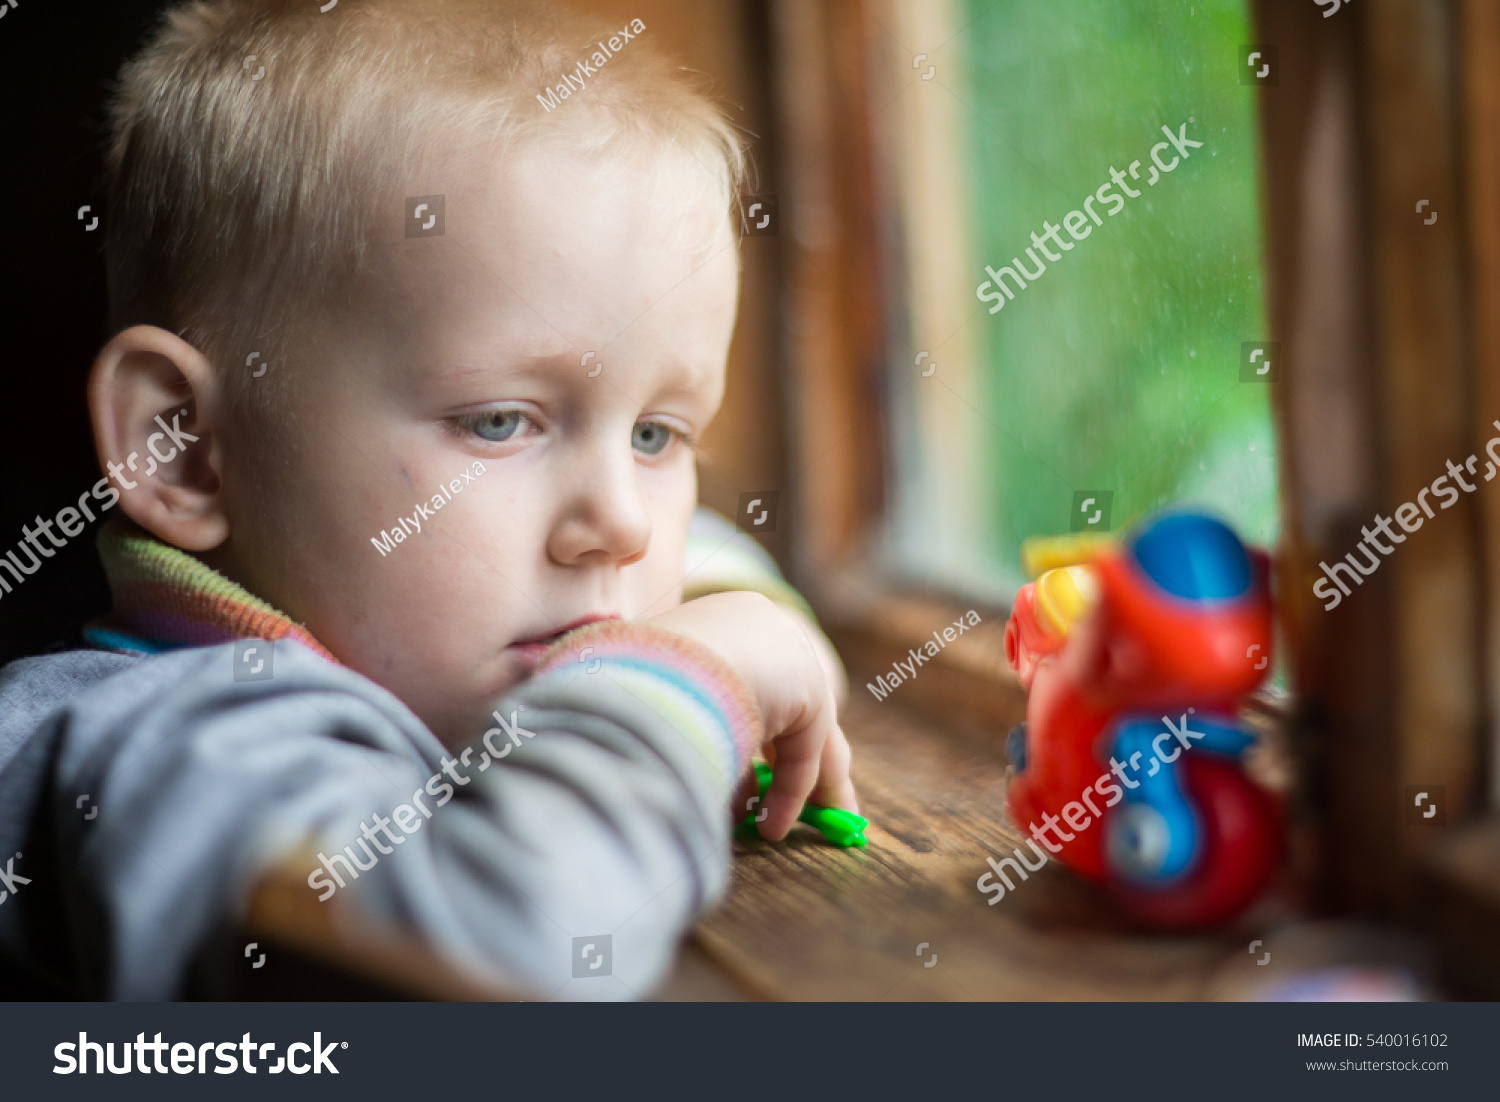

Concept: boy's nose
[[546, 448, 651, 567]]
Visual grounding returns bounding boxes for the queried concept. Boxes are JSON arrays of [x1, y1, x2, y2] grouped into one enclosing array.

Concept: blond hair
[[104, 0, 747, 409]]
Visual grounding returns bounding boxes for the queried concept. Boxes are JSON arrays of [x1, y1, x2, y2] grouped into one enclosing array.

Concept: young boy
[[0, 0, 855, 1000]]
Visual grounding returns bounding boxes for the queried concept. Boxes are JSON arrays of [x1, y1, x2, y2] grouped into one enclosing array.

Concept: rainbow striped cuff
[[534, 620, 762, 784]]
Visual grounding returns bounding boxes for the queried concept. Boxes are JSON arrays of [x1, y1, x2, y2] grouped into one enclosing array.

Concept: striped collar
[[83, 520, 336, 662]]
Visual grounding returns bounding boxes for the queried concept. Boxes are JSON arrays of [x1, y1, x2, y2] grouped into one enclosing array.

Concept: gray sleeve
[[38, 640, 736, 999]]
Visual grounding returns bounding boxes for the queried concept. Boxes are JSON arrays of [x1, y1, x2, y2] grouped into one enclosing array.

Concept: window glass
[[882, 0, 1275, 597]]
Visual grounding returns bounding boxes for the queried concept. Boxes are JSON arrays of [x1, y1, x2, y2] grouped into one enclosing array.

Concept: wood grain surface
[[693, 694, 1294, 1001], [245, 692, 1298, 1001]]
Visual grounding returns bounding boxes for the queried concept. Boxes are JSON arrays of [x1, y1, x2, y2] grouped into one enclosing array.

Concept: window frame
[[769, 0, 1500, 995]]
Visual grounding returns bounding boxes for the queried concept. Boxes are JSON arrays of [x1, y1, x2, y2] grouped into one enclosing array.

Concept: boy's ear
[[87, 325, 229, 552]]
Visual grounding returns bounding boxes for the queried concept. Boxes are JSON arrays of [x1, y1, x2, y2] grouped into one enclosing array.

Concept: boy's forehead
[[387, 140, 730, 271], [368, 145, 736, 344]]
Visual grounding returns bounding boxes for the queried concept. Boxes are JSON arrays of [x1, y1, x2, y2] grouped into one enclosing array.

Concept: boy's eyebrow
[[428, 349, 717, 391], [426, 349, 577, 384], [650, 357, 719, 396]]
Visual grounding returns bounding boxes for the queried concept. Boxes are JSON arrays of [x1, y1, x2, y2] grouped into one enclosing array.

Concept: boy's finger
[[731, 763, 762, 827], [757, 719, 824, 841], [810, 723, 858, 814]]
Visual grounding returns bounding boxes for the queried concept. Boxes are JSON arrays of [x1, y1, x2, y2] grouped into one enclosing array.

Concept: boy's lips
[[507, 614, 620, 654]]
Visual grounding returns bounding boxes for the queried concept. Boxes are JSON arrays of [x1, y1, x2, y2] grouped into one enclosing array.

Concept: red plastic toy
[[1002, 510, 1280, 928]]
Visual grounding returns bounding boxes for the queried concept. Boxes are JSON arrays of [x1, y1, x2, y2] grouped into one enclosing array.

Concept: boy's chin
[[386, 661, 535, 749]]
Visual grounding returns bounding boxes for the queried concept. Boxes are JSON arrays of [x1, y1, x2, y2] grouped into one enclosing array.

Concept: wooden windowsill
[[1414, 817, 1500, 998], [694, 691, 1302, 1000], [235, 598, 1316, 1002], [818, 587, 1025, 755], [678, 594, 1311, 1001]]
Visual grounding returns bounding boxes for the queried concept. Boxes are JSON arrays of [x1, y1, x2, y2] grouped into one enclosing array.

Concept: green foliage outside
[[954, 0, 1275, 592]]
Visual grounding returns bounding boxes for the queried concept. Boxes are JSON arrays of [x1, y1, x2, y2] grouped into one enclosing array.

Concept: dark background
[[0, 1, 192, 664]]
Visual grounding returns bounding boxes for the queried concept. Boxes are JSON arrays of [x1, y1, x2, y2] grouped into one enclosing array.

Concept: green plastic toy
[[737, 760, 869, 847]]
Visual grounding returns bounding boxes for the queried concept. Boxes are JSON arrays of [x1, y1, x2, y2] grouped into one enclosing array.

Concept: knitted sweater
[[0, 508, 790, 1000]]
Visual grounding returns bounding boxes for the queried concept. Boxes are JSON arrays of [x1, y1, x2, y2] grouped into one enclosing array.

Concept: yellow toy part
[[1032, 564, 1100, 639], [1020, 532, 1114, 579]]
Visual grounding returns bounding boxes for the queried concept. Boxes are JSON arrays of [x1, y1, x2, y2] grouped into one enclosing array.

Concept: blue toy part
[[1103, 709, 1256, 888], [1006, 722, 1028, 772], [1127, 511, 1252, 602]]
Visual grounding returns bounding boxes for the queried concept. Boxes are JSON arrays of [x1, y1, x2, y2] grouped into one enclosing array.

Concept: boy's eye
[[632, 420, 676, 456], [457, 410, 528, 442]]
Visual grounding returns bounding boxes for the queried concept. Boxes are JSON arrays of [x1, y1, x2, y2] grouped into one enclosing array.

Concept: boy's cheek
[[621, 526, 688, 616], [630, 496, 696, 616], [627, 554, 684, 618]]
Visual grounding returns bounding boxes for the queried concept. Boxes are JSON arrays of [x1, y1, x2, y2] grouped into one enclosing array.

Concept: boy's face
[[214, 141, 740, 744]]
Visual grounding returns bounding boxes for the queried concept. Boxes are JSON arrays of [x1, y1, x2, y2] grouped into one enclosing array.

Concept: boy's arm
[[683, 506, 848, 705], [2, 627, 757, 1000]]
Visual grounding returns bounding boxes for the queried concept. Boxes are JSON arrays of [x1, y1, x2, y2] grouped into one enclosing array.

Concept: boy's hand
[[650, 591, 857, 840]]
